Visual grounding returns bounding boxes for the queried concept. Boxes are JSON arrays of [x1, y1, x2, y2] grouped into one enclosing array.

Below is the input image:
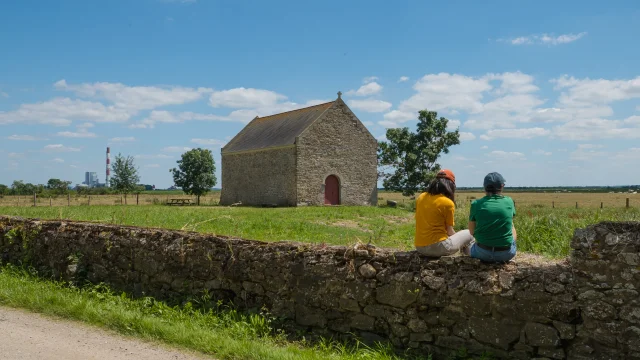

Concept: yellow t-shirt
[[414, 193, 455, 247]]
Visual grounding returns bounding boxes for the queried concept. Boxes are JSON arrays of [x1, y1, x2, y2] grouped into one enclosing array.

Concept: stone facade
[[220, 97, 378, 206], [220, 147, 297, 206], [1, 216, 639, 359], [296, 101, 378, 206]]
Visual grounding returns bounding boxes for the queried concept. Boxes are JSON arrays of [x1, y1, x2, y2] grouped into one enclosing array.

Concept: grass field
[[2, 200, 639, 258], [1, 190, 638, 208]]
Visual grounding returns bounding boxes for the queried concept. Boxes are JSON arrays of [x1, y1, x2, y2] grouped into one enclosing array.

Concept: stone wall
[[220, 146, 297, 206], [296, 100, 378, 206], [1, 216, 639, 359]]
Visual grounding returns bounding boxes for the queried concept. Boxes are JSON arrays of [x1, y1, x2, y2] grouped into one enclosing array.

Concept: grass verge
[[0, 264, 415, 360]]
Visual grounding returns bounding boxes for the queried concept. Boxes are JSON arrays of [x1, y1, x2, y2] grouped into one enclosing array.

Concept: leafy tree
[[110, 153, 140, 203], [0, 184, 8, 197], [47, 178, 71, 195], [378, 110, 460, 196], [170, 148, 217, 206]]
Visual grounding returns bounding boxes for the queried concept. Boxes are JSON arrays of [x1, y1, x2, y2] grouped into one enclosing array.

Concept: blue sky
[[1, 0, 640, 188]]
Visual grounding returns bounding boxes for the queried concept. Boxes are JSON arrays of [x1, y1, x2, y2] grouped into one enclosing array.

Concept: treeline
[[0, 179, 155, 197]]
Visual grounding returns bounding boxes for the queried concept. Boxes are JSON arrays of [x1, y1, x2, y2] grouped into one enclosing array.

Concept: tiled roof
[[222, 101, 334, 153]]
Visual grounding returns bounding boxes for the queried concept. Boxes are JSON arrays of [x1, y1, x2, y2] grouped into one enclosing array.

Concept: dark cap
[[483, 172, 506, 189]]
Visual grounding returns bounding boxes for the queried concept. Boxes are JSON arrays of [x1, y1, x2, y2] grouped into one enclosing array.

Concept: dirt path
[[0, 307, 211, 360]]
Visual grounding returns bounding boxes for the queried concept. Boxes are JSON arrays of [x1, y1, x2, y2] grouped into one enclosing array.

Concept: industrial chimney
[[106, 147, 111, 187]]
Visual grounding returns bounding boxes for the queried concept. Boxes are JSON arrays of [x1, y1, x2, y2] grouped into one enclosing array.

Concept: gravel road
[[0, 307, 210, 360]]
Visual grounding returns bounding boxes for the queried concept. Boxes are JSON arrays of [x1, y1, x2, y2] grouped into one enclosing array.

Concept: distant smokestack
[[106, 147, 111, 187]]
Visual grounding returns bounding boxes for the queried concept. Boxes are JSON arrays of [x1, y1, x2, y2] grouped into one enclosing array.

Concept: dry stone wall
[[0, 216, 639, 359]]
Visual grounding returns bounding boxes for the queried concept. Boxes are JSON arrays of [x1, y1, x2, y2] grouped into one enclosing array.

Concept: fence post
[[627, 198, 630, 208], [88, 195, 91, 206], [601, 202, 603, 209], [552, 201, 555, 208], [67, 193, 70, 206], [50, 197, 52, 207], [33, 193, 36, 207], [137, 193, 139, 205], [576, 202, 578, 209]]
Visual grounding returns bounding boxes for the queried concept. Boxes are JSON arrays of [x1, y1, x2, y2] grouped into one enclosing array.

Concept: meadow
[[1, 193, 639, 258]]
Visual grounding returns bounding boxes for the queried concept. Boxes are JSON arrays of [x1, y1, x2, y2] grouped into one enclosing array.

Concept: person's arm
[[512, 222, 517, 240], [445, 201, 455, 236], [468, 221, 476, 236], [446, 225, 456, 237]]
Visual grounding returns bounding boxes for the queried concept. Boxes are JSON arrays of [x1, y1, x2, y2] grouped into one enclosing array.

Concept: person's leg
[[416, 238, 461, 256], [448, 230, 474, 250]]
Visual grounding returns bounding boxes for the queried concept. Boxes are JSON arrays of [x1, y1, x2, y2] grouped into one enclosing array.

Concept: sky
[[1, 0, 640, 189]]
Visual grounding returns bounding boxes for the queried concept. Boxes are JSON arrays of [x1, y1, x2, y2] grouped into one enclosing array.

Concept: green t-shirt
[[469, 195, 516, 247]]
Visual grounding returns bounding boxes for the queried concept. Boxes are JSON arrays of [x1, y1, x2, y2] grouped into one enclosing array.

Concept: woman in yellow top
[[414, 169, 474, 256]]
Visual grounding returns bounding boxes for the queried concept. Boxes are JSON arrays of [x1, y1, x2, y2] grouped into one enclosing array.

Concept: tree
[[378, 110, 460, 196], [47, 178, 71, 195], [110, 153, 140, 203], [170, 148, 217, 206], [0, 184, 8, 197]]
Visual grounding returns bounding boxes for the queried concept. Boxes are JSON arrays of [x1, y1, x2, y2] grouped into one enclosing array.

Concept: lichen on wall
[[1, 215, 639, 359]]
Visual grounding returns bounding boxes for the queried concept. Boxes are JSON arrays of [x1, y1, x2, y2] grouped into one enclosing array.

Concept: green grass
[[1, 204, 639, 258], [0, 264, 414, 360]]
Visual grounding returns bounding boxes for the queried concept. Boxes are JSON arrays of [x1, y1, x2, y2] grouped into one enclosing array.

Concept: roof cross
[[337, 91, 342, 99]]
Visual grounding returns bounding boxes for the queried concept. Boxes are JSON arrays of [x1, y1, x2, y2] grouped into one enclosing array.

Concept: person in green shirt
[[468, 172, 517, 263]]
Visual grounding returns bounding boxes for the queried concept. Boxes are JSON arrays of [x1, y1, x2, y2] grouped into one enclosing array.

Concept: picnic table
[[167, 198, 193, 206]]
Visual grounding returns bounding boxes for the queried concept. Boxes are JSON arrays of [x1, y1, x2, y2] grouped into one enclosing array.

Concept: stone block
[[553, 321, 575, 340], [525, 322, 560, 347], [350, 313, 375, 331], [376, 282, 418, 309], [358, 264, 377, 278], [468, 317, 521, 350]]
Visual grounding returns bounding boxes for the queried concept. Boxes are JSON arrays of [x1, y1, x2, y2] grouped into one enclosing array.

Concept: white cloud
[[8, 152, 24, 158], [614, 148, 640, 161], [44, 144, 81, 152], [480, 145, 489, 150], [552, 75, 640, 107], [570, 144, 607, 161], [552, 119, 640, 140], [480, 127, 550, 140], [57, 130, 97, 138], [398, 76, 409, 83], [145, 164, 161, 168], [0, 97, 131, 126], [109, 137, 136, 143], [533, 149, 552, 156], [7, 135, 39, 141], [209, 87, 286, 108], [346, 82, 383, 96], [135, 154, 173, 159], [362, 76, 379, 84], [163, 146, 192, 153], [460, 132, 476, 141], [1, 91, 8, 98], [348, 99, 392, 113], [499, 32, 587, 45], [399, 73, 492, 115], [69, 165, 78, 168], [381, 110, 415, 126], [77, 122, 95, 129], [191, 138, 227, 147], [53, 158, 64, 163], [55, 79, 211, 111], [447, 120, 461, 130], [487, 150, 526, 160], [131, 110, 234, 129]]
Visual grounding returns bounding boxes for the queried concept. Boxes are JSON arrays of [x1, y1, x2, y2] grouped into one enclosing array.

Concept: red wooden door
[[324, 175, 340, 205]]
